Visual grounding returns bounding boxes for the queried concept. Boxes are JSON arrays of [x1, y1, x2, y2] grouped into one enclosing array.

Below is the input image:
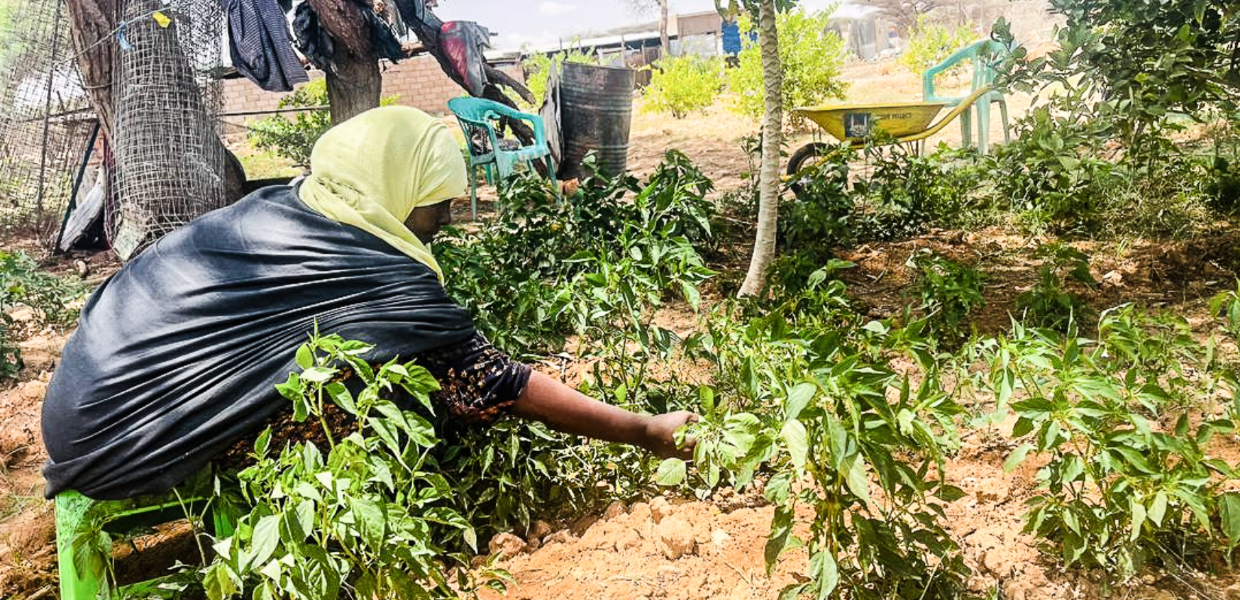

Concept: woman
[[41, 106, 696, 500]]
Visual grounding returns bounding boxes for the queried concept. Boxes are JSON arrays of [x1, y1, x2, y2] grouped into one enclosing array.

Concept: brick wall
[[220, 54, 491, 120]]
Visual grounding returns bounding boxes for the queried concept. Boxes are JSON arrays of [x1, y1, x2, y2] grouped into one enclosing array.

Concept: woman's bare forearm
[[511, 370, 648, 445], [511, 370, 697, 458]]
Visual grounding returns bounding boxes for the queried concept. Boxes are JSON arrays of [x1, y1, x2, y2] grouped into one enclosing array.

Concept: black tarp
[[42, 185, 476, 500]]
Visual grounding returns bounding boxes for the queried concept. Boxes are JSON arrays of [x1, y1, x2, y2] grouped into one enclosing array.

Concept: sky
[[433, 0, 849, 52]]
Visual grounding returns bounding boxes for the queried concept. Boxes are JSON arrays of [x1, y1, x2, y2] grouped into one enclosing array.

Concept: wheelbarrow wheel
[[786, 142, 830, 200]]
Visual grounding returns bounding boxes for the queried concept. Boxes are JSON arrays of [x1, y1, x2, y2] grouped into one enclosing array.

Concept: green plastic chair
[[922, 39, 1012, 154], [448, 97, 553, 218], [55, 474, 242, 600]]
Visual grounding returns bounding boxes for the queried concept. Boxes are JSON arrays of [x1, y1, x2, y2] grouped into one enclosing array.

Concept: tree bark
[[737, 0, 783, 298], [65, 0, 118, 141], [66, 0, 246, 203], [308, 0, 382, 122], [660, 0, 670, 58]]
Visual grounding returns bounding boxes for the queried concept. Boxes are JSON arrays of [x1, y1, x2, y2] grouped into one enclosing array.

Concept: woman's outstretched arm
[[511, 370, 697, 459]]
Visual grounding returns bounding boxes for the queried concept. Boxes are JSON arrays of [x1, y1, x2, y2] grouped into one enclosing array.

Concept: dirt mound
[[479, 494, 808, 600]]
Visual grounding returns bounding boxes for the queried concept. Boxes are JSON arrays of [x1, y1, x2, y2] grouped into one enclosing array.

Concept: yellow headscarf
[[298, 106, 467, 280]]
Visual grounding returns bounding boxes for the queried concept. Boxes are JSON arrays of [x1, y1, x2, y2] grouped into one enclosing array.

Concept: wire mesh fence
[[108, 0, 229, 259], [0, 0, 96, 243]]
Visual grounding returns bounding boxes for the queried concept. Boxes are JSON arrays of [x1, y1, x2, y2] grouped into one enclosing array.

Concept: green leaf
[[784, 382, 816, 421], [295, 344, 314, 370], [764, 505, 794, 574], [811, 550, 839, 600], [778, 583, 809, 600], [250, 514, 282, 568], [655, 458, 687, 486], [349, 497, 387, 549], [765, 472, 792, 505], [1129, 497, 1146, 542], [204, 563, 240, 600], [1148, 491, 1168, 527], [254, 427, 272, 457], [1004, 443, 1034, 472], [301, 366, 337, 384], [780, 420, 809, 472], [1220, 493, 1240, 546], [842, 454, 871, 504]]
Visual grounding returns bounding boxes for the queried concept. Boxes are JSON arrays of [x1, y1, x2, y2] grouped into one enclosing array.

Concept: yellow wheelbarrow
[[785, 85, 995, 182]]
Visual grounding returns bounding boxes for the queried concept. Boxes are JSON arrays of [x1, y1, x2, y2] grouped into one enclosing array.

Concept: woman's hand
[[642, 411, 700, 460]]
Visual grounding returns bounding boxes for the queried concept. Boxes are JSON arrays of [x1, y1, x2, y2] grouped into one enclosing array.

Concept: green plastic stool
[[55, 478, 242, 600]]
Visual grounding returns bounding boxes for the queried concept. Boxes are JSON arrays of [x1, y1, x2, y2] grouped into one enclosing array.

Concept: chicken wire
[[108, 0, 229, 260], [0, 0, 96, 242]]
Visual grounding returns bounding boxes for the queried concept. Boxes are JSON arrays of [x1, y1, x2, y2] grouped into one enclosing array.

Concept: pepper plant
[[202, 332, 508, 600], [659, 271, 975, 599], [994, 308, 1240, 584]]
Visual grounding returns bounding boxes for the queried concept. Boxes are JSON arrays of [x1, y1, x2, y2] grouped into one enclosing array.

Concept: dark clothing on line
[[223, 0, 309, 92]]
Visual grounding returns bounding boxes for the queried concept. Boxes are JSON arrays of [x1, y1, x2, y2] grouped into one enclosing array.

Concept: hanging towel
[[223, 0, 309, 92]]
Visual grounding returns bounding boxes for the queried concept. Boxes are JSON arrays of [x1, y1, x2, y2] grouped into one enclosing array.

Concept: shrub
[[1015, 243, 1096, 331], [908, 250, 986, 339], [642, 55, 723, 118], [0, 250, 85, 380], [517, 47, 599, 110], [899, 15, 978, 75], [248, 79, 398, 167], [726, 8, 848, 128], [203, 333, 507, 600], [995, 308, 1238, 584]]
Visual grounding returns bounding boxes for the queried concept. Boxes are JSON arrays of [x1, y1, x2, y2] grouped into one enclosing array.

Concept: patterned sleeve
[[413, 332, 531, 425]]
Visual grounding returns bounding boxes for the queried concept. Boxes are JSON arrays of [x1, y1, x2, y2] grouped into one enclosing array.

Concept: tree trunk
[[308, 0, 382, 122], [67, 0, 246, 203], [660, 0, 670, 58], [737, 0, 782, 298], [65, 0, 118, 141]]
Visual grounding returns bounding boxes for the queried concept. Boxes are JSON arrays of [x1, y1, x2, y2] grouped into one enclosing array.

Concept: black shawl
[[42, 185, 475, 499]]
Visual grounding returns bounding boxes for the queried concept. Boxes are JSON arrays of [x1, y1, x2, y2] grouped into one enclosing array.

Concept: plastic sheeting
[[42, 186, 476, 500]]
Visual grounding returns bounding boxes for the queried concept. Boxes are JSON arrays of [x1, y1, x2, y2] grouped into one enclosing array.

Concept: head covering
[[298, 105, 467, 279]]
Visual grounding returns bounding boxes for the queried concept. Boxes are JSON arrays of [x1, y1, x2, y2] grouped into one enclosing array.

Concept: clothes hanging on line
[[292, 0, 404, 74], [439, 21, 491, 97], [392, 0, 427, 27], [222, 0, 309, 92]]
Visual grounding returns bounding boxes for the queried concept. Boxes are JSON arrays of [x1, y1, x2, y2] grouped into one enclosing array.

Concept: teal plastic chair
[[922, 39, 1012, 154], [55, 474, 242, 600], [448, 97, 553, 218]]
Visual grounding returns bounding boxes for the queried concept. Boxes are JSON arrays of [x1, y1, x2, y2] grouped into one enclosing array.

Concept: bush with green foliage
[[993, 307, 1239, 585], [988, 1, 1240, 233], [642, 55, 723, 118], [726, 8, 848, 127], [248, 80, 398, 167], [1016, 243, 1096, 331], [899, 15, 978, 75], [656, 274, 975, 600], [1, 250, 85, 381], [436, 151, 715, 359], [908, 250, 986, 339], [517, 48, 599, 110], [203, 332, 508, 600]]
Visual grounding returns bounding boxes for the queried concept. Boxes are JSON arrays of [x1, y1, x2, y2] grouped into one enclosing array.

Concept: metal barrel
[[559, 63, 635, 179]]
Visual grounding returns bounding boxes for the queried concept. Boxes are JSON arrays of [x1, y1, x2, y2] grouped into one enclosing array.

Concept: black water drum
[[559, 63, 635, 179]]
